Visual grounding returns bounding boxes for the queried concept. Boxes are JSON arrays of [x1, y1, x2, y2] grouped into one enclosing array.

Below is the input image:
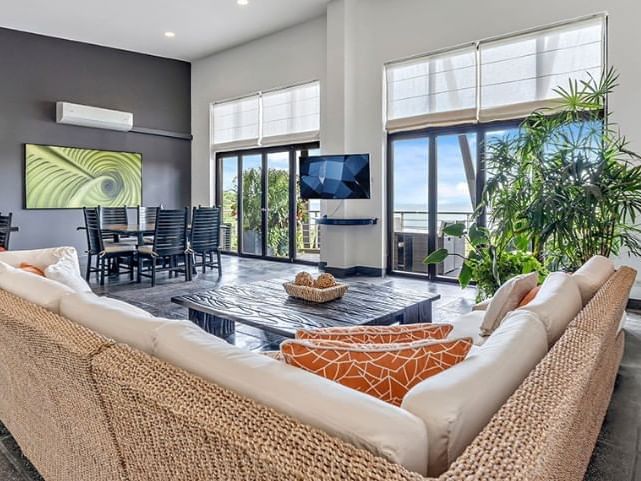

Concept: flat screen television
[[299, 154, 370, 199]]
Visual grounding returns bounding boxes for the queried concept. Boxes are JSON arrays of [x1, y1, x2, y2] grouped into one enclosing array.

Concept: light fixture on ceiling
[[237, 0, 249, 5], [164, 31, 176, 38]]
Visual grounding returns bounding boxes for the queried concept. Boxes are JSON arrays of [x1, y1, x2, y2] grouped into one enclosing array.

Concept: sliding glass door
[[388, 122, 518, 280], [216, 143, 320, 263]]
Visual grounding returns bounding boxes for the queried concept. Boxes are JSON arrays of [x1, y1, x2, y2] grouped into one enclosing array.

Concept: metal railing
[[393, 210, 475, 232]]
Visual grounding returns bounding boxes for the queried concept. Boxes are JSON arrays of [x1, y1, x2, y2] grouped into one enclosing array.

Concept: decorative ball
[[294, 271, 314, 287], [315, 273, 337, 289]]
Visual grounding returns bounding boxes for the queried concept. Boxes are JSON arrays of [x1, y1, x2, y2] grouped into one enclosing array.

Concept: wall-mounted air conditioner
[[56, 101, 133, 132]]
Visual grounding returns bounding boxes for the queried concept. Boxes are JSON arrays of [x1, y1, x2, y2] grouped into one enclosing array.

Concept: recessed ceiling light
[[164, 31, 176, 38], [237, 0, 249, 5]]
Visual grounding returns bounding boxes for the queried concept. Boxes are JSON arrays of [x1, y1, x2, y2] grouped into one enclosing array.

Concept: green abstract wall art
[[25, 144, 142, 209]]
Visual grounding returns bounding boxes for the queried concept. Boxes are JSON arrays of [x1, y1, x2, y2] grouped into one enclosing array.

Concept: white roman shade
[[385, 15, 606, 131], [385, 46, 477, 132], [479, 16, 605, 121], [261, 81, 320, 146], [212, 94, 260, 150]]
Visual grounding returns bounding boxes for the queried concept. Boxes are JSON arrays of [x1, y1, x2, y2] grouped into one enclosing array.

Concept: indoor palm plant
[[484, 68, 641, 270], [425, 68, 641, 297]]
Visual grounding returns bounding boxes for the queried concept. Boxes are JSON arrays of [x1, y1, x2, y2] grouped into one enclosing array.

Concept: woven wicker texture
[[91, 344, 427, 481], [0, 289, 126, 481], [283, 281, 348, 303], [0, 266, 634, 481], [441, 267, 635, 481]]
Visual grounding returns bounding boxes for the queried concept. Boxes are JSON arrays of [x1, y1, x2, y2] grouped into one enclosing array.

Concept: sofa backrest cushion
[[518, 272, 583, 346], [152, 320, 430, 475], [447, 310, 488, 346], [45, 256, 92, 293], [0, 247, 82, 273], [401, 309, 548, 477], [0, 261, 75, 314], [572, 255, 615, 305], [59, 292, 175, 354]]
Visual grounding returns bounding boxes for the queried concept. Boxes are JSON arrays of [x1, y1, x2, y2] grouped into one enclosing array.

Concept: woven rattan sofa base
[[0, 290, 126, 481], [0, 267, 634, 481]]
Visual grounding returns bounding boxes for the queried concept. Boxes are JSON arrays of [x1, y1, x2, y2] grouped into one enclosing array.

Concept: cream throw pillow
[[480, 272, 538, 336]]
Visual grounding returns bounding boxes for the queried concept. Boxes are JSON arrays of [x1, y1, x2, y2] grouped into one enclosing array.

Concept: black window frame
[[215, 141, 320, 265], [386, 119, 523, 282]]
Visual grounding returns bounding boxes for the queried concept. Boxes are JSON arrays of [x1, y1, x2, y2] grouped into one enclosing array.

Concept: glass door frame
[[215, 141, 320, 264], [386, 119, 522, 282]]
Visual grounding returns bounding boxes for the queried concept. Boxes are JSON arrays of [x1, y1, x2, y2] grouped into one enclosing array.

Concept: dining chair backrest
[[190, 206, 221, 254], [138, 206, 162, 225], [100, 206, 128, 227], [153, 208, 188, 257], [0, 212, 13, 249], [83, 207, 104, 255]]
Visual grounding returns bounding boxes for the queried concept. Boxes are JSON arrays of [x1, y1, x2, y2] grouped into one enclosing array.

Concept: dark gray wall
[[0, 27, 191, 253]]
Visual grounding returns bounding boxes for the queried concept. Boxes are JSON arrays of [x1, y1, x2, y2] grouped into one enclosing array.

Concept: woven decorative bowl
[[283, 282, 349, 303]]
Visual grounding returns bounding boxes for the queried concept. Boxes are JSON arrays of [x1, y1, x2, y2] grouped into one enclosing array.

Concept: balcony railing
[[393, 210, 475, 233]]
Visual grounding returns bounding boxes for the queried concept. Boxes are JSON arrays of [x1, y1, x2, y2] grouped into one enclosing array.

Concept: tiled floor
[[0, 255, 640, 480]]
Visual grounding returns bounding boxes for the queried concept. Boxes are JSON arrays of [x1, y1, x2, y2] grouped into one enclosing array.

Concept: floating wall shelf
[[315, 217, 378, 226]]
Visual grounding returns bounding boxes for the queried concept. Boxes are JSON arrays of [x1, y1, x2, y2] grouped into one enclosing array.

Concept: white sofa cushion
[[401, 310, 548, 477], [518, 272, 583, 346], [45, 256, 92, 293], [59, 292, 175, 354], [0, 261, 76, 313], [447, 310, 487, 346], [153, 321, 429, 475], [480, 272, 538, 336], [572, 255, 615, 305], [0, 247, 81, 273]]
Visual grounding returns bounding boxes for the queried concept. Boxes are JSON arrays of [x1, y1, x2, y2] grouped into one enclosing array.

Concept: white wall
[[191, 16, 327, 207], [192, 0, 641, 289]]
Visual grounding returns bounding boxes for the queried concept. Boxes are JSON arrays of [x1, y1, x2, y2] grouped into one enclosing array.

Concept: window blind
[[385, 46, 477, 132], [479, 17, 604, 121], [384, 15, 605, 130], [261, 81, 321, 145], [212, 94, 260, 149]]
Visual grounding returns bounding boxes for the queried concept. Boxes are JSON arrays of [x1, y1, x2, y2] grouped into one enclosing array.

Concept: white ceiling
[[0, 0, 330, 61]]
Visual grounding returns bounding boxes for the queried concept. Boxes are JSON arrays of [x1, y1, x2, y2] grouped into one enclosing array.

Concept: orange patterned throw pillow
[[19, 262, 45, 277], [280, 337, 472, 406], [295, 323, 453, 344]]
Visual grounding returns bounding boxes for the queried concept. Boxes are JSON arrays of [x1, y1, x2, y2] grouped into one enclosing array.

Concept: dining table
[[101, 223, 156, 245]]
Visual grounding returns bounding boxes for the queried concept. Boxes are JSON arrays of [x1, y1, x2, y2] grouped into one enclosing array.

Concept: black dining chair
[[137, 208, 191, 287], [83, 207, 135, 285], [137, 205, 163, 225], [138, 205, 163, 245], [100, 206, 133, 242], [0, 212, 13, 250], [190, 206, 222, 277]]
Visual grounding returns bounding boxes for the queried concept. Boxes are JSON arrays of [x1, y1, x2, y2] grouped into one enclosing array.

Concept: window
[[479, 17, 604, 121], [386, 46, 477, 130], [384, 15, 605, 130], [211, 81, 320, 151], [262, 82, 320, 145], [212, 95, 260, 149]]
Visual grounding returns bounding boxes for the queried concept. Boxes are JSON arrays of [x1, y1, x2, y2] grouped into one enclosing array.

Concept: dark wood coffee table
[[171, 278, 440, 339]]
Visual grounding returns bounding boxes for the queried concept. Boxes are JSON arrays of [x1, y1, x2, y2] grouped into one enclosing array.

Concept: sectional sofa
[[0, 247, 634, 481]]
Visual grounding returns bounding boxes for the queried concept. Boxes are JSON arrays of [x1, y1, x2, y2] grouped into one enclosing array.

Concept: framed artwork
[[25, 144, 142, 209]]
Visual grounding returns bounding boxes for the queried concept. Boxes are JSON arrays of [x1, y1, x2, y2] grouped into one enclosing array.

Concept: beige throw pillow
[[480, 272, 538, 336]]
